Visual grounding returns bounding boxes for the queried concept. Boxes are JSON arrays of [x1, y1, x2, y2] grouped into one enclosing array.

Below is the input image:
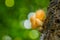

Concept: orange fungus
[[36, 9, 46, 22], [30, 9, 46, 29]]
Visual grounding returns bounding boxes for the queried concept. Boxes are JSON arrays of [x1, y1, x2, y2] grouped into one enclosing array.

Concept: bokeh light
[[5, 0, 15, 7], [28, 12, 35, 19], [29, 30, 39, 39], [2, 35, 12, 40], [24, 20, 31, 29]]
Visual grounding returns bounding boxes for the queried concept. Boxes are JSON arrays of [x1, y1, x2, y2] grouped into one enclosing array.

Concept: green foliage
[[0, 0, 50, 40]]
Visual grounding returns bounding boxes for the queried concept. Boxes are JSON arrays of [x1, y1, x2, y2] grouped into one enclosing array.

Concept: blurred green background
[[0, 0, 50, 40]]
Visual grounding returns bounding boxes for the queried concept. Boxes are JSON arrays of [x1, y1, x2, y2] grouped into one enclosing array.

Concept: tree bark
[[41, 0, 60, 40]]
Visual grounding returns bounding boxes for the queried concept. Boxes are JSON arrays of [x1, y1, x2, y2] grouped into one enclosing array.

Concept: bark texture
[[42, 0, 60, 40]]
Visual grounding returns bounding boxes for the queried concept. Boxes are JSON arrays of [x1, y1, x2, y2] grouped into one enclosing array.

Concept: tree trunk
[[42, 0, 60, 40]]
